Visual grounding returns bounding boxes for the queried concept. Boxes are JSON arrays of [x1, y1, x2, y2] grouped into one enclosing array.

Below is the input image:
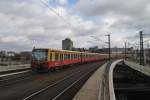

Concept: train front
[[31, 49, 49, 72]]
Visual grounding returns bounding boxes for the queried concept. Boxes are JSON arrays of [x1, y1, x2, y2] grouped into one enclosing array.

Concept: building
[[62, 38, 73, 50], [89, 46, 99, 50]]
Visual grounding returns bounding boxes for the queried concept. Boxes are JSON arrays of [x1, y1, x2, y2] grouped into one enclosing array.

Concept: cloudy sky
[[0, 0, 150, 51]]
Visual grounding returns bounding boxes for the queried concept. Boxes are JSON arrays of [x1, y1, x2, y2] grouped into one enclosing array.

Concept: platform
[[0, 64, 30, 72], [124, 60, 150, 76], [73, 63, 108, 100]]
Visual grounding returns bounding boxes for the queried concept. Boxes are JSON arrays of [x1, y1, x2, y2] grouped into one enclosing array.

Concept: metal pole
[[125, 42, 127, 60], [140, 31, 144, 65], [109, 34, 111, 60], [106, 34, 111, 61]]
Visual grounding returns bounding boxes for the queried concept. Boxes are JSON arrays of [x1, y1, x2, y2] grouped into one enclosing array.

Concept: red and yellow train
[[31, 48, 110, 72]]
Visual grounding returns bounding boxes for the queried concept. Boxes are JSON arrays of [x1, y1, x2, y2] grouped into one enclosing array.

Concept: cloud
[[0, 0, 150, 51], [73, 0, 150, 46], [57, 0, 68, 5], [0, 0, 102, 51]]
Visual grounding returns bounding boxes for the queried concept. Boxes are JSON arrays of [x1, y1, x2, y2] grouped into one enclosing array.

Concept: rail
[[22, 70, 83, 100]]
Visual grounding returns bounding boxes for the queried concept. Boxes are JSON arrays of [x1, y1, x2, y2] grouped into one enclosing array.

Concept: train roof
[[33, 48, 108, 55]]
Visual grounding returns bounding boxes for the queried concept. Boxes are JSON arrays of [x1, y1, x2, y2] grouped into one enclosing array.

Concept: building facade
[[62, 38, 73, 50]]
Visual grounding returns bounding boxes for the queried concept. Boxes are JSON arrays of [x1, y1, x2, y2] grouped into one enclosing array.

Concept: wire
[[40, 0, 76, 33], [144, 38, 150, 43]]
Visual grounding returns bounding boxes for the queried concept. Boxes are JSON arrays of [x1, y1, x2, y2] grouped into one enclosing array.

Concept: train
[[31, 48, 111, 72]]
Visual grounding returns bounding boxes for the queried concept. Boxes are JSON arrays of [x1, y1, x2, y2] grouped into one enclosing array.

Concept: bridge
[[0, 60, 149, 100]]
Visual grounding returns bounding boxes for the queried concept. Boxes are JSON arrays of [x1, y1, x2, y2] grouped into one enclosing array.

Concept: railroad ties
[[0, 61, 105, 100], [0, 60, 150, 100]]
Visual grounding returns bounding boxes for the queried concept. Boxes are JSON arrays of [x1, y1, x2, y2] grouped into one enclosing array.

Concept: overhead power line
[[40, 0, 78, 33], [144, 38, 150, 43]]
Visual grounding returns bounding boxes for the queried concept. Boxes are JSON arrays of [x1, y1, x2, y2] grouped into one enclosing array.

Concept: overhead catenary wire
[[40, 0, 72, 27], [40, 0, 81, 36]]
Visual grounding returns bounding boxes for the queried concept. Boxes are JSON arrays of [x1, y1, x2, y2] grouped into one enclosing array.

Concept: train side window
[[79, 54, 80, 59], [74, 54, 75, 59], [69, 54, 71, 60], [55, 53, 59, 61], [70, 53, 73, 60], [60, 53, 63, 61], [64, 54, 67, 60], [50, 53, 52, 61], [72, 54, 73, 60], [72, 54, 73, 59], [67, 54, 69, 60], [73, 54, 75, 59], [75, 54, 76, 59]]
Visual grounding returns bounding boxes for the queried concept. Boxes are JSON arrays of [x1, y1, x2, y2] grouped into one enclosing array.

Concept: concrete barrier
[[0, 64, 30, 72], [98, 59, 123, 100], [108, 59, 123, 100]]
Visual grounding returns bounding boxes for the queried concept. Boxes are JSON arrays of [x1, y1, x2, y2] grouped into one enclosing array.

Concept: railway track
[[0, 61, 105, 100], [0, 70, 35, 87], [23, 61, 98, 100], [0, 67, 34, 86], [113, 61, 150, 100], [22, 62, 102, 100], [52, 65, 97, 100]]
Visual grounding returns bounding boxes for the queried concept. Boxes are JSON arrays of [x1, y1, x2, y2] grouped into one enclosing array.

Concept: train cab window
[[32, 49, 48, 61]]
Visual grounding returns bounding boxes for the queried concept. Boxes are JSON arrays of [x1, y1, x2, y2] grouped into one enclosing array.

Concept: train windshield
[[32, 49, 48, 61]]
